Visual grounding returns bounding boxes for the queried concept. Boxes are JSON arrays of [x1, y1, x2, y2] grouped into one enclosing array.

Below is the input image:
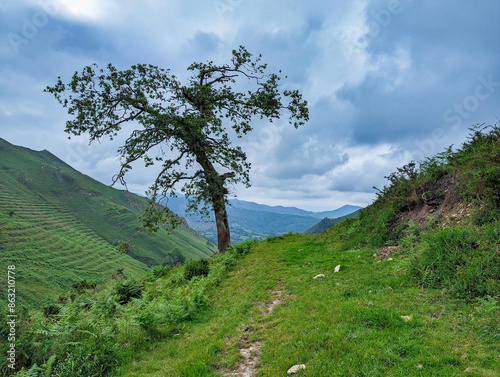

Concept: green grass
[[117, 233, 499, 376]]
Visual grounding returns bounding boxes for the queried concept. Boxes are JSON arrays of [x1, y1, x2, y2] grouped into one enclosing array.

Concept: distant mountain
[[0, 138, 215, 307], [228, 199, 361, 220], [161, 196, 362, 243], [313, 205, 364, 219], [304, 210, 361, 235]]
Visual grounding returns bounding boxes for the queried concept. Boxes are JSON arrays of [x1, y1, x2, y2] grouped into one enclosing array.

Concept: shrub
[[51, 345, 119, 377], [231, 239, 258, 255], [116, 240, 131, 254], [112, 279, 142, 305], [162, 248, 186, 267], [184, 259, 210, 281], [146, 265, 170, 281], [72, 280, 97, 294], [410, 225, 500, 299], [43, 304, 60, 319]]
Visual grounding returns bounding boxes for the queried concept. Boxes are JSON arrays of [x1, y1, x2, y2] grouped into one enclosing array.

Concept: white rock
[[287, 364, 306, 374], [313, 274, 325, 279], [334, 264, 341, 273]]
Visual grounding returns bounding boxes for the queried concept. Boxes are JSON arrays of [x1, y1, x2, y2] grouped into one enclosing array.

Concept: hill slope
[[304, 209, 361, 234], [0, 138, 215, 307], [118, 233, 499, 376]]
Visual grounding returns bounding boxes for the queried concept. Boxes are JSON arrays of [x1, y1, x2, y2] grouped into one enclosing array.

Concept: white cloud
[[305, 0, 371, 102]]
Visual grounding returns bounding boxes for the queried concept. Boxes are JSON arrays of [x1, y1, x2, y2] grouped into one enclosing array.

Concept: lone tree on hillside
[[45, 46, 309, 253]]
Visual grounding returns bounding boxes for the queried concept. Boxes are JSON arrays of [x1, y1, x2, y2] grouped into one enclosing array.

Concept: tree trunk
[[194, 151, 232, 254], [213, 193, 231, 254]]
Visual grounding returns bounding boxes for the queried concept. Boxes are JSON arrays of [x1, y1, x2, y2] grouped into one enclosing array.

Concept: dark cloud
[[188, 32, 222, 53], [335, 0, 500, 152]]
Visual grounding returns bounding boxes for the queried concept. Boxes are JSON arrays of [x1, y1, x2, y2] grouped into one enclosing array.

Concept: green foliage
[[146, 265, 170, 281], [51, 339, 120, 377], [410, 225, 500, 299], [162, 247, 186, 267], [451, 124, 500, 222], [0, 138, 215, 309], [72, 280, 96, 294], [419, 145, 454, 179], [13, 364, 44, 377], [4, 242, 249, 377], [42, 305, 60, 319], [184, 258, 210, 281], [45, 46, 309, 251], [115, 240, 130, 254], [112, 279, 143, 305], [340, 204, 398, 249], [44, 354, 56, 377], [230, 239, 258, 255], [475, 295, 499, 314]]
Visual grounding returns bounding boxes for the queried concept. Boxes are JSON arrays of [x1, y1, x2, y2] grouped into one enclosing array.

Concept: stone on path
[[287, 364, 306, 374]]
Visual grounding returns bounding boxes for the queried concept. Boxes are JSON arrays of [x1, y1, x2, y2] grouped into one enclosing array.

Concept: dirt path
[[222, 290, 285, 377]]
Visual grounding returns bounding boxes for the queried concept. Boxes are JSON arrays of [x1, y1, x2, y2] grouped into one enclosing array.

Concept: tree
[[45, 46, 309, 253]]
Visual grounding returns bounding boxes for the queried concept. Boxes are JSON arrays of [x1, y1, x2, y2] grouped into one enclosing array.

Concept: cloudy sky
[[1, 0, 500, 212]]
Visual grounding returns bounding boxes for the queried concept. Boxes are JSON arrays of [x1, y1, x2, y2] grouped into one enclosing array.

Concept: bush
[[51, 344, 120, 377], [72, 280, 96, 294], [43, 304, 60, 319], [112, 279, 142, 305], [184, 259, 210, 281], [231, 239, 258, 255], [162, 248, 186, 267], [146, 265, 170, 281], [410, 225, 500, 299]]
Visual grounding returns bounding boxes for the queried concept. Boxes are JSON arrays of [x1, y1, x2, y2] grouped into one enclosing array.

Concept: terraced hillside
[[0, 138, 215, 308]]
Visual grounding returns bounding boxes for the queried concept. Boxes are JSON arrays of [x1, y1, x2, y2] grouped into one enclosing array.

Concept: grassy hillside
[[3, 125, 500, 376], [119, 233, 498, 377], [304, 210, 360, 235], [0, 138, 215, 308]]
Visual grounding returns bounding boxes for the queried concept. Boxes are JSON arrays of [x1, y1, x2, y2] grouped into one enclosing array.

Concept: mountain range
[[163, 196, 362, 243]]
